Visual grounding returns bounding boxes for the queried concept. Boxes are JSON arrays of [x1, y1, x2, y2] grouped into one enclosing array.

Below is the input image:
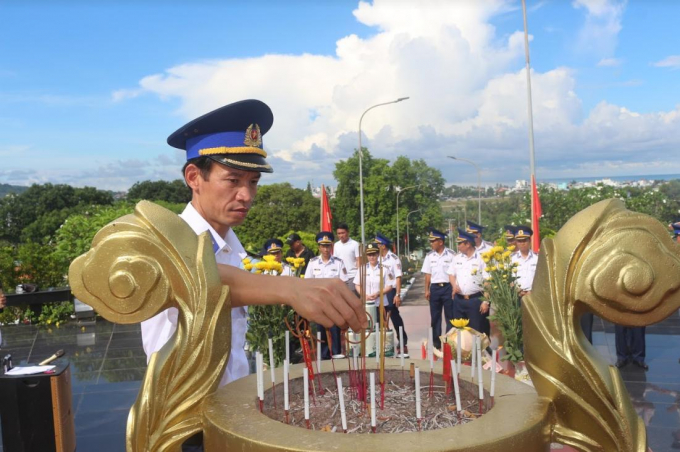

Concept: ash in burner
[[260, 369, 491, 433]]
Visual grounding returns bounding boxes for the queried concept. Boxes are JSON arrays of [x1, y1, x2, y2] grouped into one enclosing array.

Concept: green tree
[[127, 179, 191, 203], [234, 183, 319, 252], [0, 183, 114, 243], [333, 150, 444, 251]]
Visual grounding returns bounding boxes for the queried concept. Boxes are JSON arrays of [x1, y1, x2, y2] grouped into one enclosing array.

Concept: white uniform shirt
[[511, 250, 538, 291], [141, 203, 249, 387], [353, 263, 395, 307], [304, 255, 347, 280], [279, 263, 294, 277], [421, 248, 456, 283], [476, 241, 493, 254], [447, 251, 486, 295], [333, 238, 360, 279], [379, 251, 402, 280]]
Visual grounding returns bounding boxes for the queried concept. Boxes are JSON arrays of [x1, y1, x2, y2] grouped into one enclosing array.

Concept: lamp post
[[396, 184, 420, 258], [406, 209, 420, 257], [448, 156, 481, 225], [358, 97, 410, 245]]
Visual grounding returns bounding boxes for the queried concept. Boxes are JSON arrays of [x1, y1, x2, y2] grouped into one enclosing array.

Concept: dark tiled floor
[[1, 310, 679, 451]]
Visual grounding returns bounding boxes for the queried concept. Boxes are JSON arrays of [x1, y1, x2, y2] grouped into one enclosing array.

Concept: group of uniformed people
[[258, 228, 409, 358], [421, 221, 538, 350]]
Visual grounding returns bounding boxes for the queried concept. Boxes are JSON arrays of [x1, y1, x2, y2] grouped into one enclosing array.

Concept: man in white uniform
[[333, 223, 360, 294], [305, 231, 348, 359], [421, 228, 456, 350], [510, 226, 538, 297], [466, 220, 493, 254], [376, 233, 408, 356], [263, 238, 293, 276], [448, 229, 488, 335], [353, 242, 395, 311], [141, 101, 365, 414]]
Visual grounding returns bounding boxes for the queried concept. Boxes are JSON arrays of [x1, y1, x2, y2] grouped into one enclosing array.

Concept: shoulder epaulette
[[310, 256, 319, 262]]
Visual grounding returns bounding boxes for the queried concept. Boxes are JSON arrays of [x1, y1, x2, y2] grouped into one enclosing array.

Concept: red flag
[[321, 184, 333, 231], [531, 175, 542, 252]]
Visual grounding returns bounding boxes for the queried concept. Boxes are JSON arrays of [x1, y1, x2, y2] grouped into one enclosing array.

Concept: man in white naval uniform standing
[[140, 102, 365, 451]]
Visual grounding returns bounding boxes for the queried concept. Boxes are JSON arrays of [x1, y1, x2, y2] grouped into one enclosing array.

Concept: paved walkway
[[0, 276, 678, 451]]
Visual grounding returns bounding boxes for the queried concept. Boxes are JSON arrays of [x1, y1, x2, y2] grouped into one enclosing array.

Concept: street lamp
[[406, 209, 420, 257], [395, 184, 420, 257], [358, 97, 410, 245], [448, 156, 481, 225]]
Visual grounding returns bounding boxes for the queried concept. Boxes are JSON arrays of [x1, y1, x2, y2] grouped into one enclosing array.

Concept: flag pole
[[320, 184, 324, 230], [522, 0, 539, 251]]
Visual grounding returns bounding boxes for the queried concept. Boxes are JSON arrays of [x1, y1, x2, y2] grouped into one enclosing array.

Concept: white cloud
[[652, 55, 680, 69], [597, 57, 622, 67], [102, 0, 680, 189], [572, 0, 626, 57]]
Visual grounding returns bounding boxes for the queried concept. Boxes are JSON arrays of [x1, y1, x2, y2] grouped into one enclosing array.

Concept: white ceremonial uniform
[[304, 255, 347, 280], [141, 203, 249, 387], [379, 251, 402, 280], [279, 263, 294, 277], [447, 251, 486, 295], [421, 248, 456, 283], [476, 241, 493, 254], [333, 238, 360, 281], [353, 263, 395, 307], [511, 250, 539, 291]]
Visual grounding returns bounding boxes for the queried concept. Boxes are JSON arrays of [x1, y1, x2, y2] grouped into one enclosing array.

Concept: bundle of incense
[[457, 331, 462, 375], [268, 338, 276, 408], [428, 327, 434, 398]]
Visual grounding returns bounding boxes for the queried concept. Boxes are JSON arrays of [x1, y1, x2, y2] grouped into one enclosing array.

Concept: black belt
[[457, 292, 483, 300], [432, 282, 450, 287]]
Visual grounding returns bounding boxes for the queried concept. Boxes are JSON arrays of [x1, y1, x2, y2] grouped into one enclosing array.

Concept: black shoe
[[632, 360, 648, 371], [615, 359, 629, 369]]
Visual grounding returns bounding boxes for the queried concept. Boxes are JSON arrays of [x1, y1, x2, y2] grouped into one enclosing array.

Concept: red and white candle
[[399, 326, 405, 367], [415, 367, 422, 419], [370, 372, 377, 430], [451, 359, 461, 414], [283, 359, 290, 411], [303, 367, 310, 422], [490, 349, 497, 398], [476, 336, 484, 401], [268, 338, 276, 384]]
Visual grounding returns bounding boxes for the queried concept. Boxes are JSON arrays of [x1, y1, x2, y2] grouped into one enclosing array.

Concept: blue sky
[[2, 0, 680, 190]]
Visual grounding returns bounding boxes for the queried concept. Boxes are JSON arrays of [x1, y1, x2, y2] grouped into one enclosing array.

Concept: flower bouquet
[[481, 245, 524, 364]]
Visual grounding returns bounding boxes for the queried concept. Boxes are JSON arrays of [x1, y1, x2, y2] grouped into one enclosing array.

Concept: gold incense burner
[[69, 199, 680, 452]]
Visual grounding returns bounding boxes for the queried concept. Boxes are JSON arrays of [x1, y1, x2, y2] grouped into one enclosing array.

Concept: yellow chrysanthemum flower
[[263, 255, 276, 263], [286, 257, 294, 263], [244, 263, 253, 271], [300, 274, 305, 279], [494, 253, 502, 260], [242, 258, 251, 264], [482, 256, 490, 263], [502, 251, 511, 259], [294, 263, 300, 268], [450, 318, 470, 329], [508, 245, 516, 251], [471, 268, 478, 275], [255, 262, 268, 270]]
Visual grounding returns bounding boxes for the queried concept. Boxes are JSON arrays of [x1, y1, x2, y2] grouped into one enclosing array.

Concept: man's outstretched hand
[[288, 278, 367, 331]]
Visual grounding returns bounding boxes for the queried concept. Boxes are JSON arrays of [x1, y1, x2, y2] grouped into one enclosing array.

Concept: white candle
[[428, 327, 434, 368], [399, 326, 405, 367], [353, 351, 358, 371], [317, 330, 322, 371], [370, 372, 377, 428], [375, 322, 380, 363], [490, 349, 497, 397], [303, 367, 310, 421], [268, 338, 276, 384], [283, 360, 290, 411], [415, 367, 422, 419], [451, 359, 461, 413], [471, 335, 476, 380], [477, 336, 484, 401], [337, 377, 347, 431], [285, 330, 290, 364], [256, 352, 264, 401], [456, 333, 462, 375]]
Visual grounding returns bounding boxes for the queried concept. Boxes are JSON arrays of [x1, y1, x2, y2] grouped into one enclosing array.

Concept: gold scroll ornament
[[524, 198, 680, 452], [69, 201, 232, 452]]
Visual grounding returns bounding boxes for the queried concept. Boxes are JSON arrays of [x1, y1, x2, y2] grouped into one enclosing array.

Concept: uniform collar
[[180, 202, 232, 255]]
